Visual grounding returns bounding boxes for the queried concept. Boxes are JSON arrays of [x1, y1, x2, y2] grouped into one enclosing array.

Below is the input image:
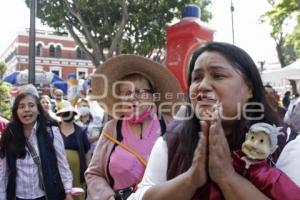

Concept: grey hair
[[249, 122, 284, 149]]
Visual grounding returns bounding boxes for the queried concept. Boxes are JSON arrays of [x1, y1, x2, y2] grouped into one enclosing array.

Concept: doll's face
[[241, 131, 273, 160]]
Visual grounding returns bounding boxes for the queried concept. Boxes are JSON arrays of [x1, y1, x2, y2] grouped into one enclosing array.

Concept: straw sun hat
[[91, 55, 183, 118]]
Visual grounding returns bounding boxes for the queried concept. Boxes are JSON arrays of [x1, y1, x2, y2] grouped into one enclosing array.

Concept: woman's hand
[[207, 107, 235, 184], [64, 194, 73, 200], [186, 121, 209, 188]]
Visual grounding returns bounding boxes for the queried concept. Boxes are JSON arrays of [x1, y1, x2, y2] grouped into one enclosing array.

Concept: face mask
[[124, 107, 153, 124], [63, 118, 74, 123]]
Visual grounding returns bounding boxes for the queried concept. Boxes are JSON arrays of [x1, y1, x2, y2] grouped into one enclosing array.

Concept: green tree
[[26, 0, 211, 66], [261, 0, 300, 67], [0, 62, 11, 119]]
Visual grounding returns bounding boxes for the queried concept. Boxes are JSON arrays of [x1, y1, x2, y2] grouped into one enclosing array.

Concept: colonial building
[[1, 29, 94, 80]]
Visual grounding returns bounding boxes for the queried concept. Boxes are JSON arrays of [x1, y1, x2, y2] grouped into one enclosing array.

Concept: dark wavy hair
[[167, 42, 283, 179], [0, 93, 49, 158]]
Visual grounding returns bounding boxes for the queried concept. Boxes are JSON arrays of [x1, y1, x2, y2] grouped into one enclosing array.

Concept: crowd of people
[[0, 42, 299, 200]]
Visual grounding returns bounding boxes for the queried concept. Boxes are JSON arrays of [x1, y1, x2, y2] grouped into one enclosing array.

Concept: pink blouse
[[108, 112, 160, 190]]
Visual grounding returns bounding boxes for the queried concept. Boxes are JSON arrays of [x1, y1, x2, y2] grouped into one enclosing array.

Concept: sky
[[0, 0, 282, 70], [209, 0, 280, 69]]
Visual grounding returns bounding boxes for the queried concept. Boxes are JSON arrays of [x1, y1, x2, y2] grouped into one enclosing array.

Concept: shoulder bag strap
[[116, 119, 123, 142], [157, 113, 166, 136], [102, 131, 147, 167], [25, 140, 45, 190]]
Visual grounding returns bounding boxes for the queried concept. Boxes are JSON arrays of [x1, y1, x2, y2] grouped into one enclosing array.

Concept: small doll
[[240, 122, 283, 167], [230, 122, 300, 200]]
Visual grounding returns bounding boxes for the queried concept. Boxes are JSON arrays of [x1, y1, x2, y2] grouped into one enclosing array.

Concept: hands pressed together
[[187, 105, 236, 188]]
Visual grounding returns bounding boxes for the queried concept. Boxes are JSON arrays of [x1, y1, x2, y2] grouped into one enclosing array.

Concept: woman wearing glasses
[[85, 55, 183, 200]]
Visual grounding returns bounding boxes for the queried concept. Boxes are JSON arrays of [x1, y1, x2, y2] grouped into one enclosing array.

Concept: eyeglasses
[[119, 89, 153, 99]]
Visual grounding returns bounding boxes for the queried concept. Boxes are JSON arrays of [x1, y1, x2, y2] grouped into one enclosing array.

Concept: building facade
[[1, 29, 95, 80]]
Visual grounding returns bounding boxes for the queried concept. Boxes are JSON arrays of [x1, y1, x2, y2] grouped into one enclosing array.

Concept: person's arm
[[141, 127, 208, 200], [277, 134, 300, 187], [87, 126, 101, 144], [142, 171, 199, 200], [81, 127, 92, 165], [0, 157, 7, 200], [217, 173, 270, 200], [85, 120, 116, 200], [129, 121, 209, 200], [88, 134, 100, 144], [51, 127, 73, 197], [128, 137, 168, 200]]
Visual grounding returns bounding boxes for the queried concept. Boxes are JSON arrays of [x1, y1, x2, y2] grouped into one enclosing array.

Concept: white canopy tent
[[262, 59, 300, 83], [261, 59, 300, 94]]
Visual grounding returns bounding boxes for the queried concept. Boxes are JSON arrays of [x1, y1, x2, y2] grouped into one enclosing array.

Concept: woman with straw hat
[[85, 55, 183, 200]]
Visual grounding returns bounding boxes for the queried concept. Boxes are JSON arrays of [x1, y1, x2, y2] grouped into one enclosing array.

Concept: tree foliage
[[262, 0, 300, 67], [0, 62, 11, 120], [25, 0, 211, 67]]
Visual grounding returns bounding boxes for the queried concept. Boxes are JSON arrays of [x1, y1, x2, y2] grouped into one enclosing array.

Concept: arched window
[[55, 46, 62, 58], [36, 44, 42, 56], [49, 45, 55, 57]]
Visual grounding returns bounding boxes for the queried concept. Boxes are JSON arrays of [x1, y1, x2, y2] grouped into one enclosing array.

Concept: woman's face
[[118, 78, 154, 116], [17, 95, 39, 127], [189, 51, 251, 122], [80, 114, 90, 124], [40, 98, 50, 111]]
